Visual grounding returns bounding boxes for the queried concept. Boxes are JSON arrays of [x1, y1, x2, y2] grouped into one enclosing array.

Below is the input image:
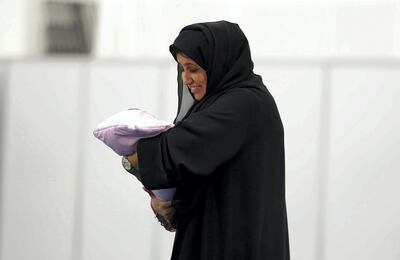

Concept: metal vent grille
[[45, 1, 97, 54]]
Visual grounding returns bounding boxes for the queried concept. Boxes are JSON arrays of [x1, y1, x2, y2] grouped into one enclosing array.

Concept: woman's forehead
[[176, 53, 199, 66]]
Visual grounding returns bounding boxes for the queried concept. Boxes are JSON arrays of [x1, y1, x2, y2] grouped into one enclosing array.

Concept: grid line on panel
[[0, 61, 11, 260], [255, 58, 400, 67], [5, 57, 400, 67], [315, 64, 333, 260], [71, 62, 91, 260]]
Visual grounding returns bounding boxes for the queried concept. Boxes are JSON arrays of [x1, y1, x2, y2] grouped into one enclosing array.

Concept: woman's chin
[[194, 94, 205, 101]]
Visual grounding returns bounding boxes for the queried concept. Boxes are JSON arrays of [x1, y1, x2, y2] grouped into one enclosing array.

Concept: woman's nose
[[182, 72, 193, 85]]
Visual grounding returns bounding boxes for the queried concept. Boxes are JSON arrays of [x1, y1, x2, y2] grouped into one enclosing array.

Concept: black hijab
[[169, 20, 264, 123]]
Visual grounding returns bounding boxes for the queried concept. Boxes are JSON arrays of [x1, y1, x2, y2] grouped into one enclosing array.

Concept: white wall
[[0, 59, 399, 260], [82, 62, 177, 260], [1, 0, 400, 58], [0, 0, 27, 57], [0, 61, 84, 260], [258, 64, 324, 260], [325, 65, 400, 260], [1, 0, 400, 260]]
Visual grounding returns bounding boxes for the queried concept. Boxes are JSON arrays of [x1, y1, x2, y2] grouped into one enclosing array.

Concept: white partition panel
[[325, 66, 400, 260], [83, 63, 176, 260], [0, 61, 83, 260], [256, 65, 324, 260], [1, 59, 399, 260]]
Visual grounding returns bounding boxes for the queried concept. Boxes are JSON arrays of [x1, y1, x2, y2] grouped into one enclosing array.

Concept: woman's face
[[176, 53, 207, 101]]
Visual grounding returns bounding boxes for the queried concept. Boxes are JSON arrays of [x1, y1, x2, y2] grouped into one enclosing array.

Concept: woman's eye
[[179, 65, 198, 73]]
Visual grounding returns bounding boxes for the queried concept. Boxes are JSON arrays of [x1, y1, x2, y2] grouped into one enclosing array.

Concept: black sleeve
[[137, 90, 253, 190]]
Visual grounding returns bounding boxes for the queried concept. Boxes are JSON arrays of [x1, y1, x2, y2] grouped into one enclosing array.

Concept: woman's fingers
[[127, 153, 139, 169], [164, 208, 175, 220], [152, 197, 176, 232], [151, 196, 172, 208], [144, 191, 176, 231], [151, 197, 174, 218], [158, 208, 174, 220], [155, 214, 176, 232]]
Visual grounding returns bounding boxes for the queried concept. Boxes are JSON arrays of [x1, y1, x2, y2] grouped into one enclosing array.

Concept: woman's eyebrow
[[178, 62, 196, 66]]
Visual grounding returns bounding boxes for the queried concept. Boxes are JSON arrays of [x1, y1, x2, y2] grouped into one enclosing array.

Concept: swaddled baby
[[93, 108, 176, 200]]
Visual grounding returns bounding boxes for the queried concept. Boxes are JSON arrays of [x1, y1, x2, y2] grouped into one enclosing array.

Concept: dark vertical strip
[[315, 63, 332, 260], [0, 61, 10, 260], [71, 62, 90, 260]]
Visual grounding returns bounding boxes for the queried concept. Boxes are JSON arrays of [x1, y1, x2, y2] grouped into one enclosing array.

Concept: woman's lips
[[188, 85, 202, 94]]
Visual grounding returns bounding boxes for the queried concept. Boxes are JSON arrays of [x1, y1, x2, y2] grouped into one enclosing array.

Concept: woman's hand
[[127, 152, 139, 170], [143, 188, 176, 232]]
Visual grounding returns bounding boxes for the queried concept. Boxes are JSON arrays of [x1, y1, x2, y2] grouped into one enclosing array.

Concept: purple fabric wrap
[[93, 109, 174, 156], [93, 109, 176, 200], [152, 188, 177, 201], [93, 124, 173, 156]]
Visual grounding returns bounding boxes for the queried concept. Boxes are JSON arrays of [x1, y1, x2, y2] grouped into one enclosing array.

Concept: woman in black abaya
[[126, 20, 290, 260]]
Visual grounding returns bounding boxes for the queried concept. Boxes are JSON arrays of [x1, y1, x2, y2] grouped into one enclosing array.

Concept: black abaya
[[137, 21, 290, 260]]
